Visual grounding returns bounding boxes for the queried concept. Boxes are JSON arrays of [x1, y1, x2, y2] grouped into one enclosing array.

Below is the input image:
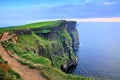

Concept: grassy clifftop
[[0, 20, 91, 80], [0, 20, 64, 33]]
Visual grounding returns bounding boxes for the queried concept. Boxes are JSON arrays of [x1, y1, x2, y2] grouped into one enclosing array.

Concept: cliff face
[[31, 20, 79, 68], [66, 21, 79, 50], [11, 20, 79, 69]]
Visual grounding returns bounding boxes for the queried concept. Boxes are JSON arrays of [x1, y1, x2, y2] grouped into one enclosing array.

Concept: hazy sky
[[0, 0, 120, 26]]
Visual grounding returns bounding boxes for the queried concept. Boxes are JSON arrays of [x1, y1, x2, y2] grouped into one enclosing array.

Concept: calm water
[[73, 22, 120, 80]]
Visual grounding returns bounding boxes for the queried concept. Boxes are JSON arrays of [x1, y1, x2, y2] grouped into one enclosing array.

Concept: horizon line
[[38, 17, 120, 22], [1, 17, 120, 27]]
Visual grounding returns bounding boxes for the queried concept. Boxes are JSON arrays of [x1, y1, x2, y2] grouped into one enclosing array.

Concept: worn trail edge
[[0, 45, 46, 80], [0, 32, 46, 80]]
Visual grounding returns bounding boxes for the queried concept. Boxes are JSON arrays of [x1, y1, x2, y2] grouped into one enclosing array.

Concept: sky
[[0, 0, 120, 26]]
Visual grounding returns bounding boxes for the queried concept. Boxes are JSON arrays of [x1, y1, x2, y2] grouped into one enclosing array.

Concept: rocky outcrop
[[14, 29, 32, 35], [61, 58, 77, 73]]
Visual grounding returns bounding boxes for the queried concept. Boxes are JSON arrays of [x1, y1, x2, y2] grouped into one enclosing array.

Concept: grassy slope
[[0, 20, 92, 80], [1, 36, 91, 80], [18, 31, 71, 68]]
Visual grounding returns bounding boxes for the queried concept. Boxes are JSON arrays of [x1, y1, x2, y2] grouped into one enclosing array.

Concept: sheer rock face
[[66, 21, 79, 50]]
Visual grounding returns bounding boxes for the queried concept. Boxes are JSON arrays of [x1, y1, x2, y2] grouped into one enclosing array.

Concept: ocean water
[[73, 22, 120, 80]]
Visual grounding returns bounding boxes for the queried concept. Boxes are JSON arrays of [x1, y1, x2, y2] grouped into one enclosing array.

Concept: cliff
[[0, 20, 79, 70], [31, 20, 79, 68]]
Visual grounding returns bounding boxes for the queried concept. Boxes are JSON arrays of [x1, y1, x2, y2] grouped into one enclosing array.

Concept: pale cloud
[[82, 0, 118, 6], [101, 1, 117, 5]]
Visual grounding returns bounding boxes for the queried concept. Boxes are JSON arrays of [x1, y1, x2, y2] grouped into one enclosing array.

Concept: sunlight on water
[[73, 22, 120, 80]]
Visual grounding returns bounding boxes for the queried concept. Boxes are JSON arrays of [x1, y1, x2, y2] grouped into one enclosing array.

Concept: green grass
[[53, 54, 68, 68], [41, 66, 92, 80], [39, 29, 51, 33], [0, 20, 64, 33], [1, 41, 51, 66], [18, 32, 49, 49], [21, 52, 51, 65], [59, 29, 72, 47], [18, 20, 63, 29]]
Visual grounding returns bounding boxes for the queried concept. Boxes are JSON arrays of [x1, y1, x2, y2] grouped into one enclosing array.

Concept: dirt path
[[0, 44, 46, 80], [0, 32, 46, 80]]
